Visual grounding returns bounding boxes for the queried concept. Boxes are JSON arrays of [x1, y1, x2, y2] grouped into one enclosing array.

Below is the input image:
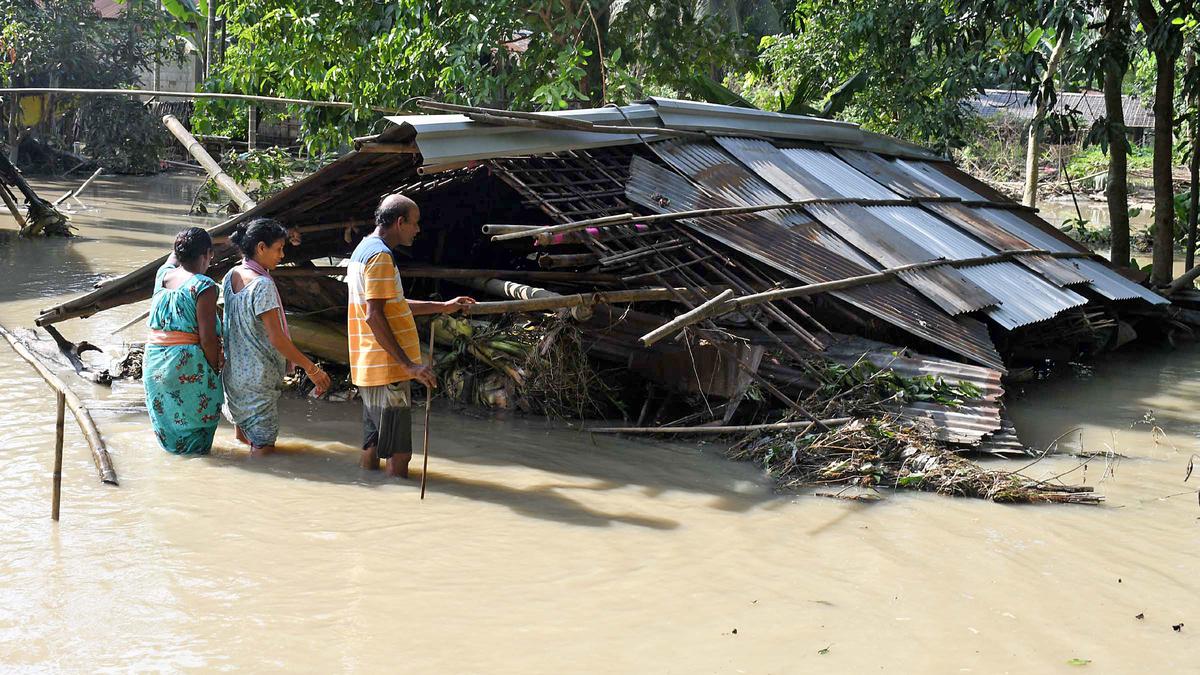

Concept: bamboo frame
[[0, 325, 118, 495], [163, 115, 256, 212]]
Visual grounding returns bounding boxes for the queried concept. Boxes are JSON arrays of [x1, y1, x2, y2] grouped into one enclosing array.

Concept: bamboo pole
[[0, 324, 118, 487], [52, 392, 64, 521], [162, 114, 256, 212], [53, 167, 102, 206], [480, 223, 540, 236], [636, 248, 1098, 343], [586, 417, 852, 435], [490, 197, 1038, 243], [420, 327, 435, 500], [640, 289, 734, 346], [0, 87, 403, 113], [0, 183, 26, 229], [462, 287, 715, 315]]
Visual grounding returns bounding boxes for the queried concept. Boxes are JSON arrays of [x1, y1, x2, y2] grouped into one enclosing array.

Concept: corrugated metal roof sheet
[[926, 203, 1094, 287], [649, 97, 864, 146], [627, 150, 1006, 370], [972, 207, 1169, 305], [712, 138, 997, 315], [860, 205, 1088, 328], [818, 334, 1004, 446], [777, 146, 897, 199]]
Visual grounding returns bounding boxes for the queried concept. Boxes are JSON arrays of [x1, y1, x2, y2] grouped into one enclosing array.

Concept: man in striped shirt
[[347, 194, 474, 477]]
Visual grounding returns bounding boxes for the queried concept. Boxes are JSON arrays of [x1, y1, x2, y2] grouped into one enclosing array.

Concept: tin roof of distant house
[[972, 88, 1154, 129]]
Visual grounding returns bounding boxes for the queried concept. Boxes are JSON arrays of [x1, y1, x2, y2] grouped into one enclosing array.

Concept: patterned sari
[[143, 265, 224, 454]]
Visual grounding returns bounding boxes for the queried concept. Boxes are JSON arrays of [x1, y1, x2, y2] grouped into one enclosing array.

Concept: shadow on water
[[204, 436, 685, 530]]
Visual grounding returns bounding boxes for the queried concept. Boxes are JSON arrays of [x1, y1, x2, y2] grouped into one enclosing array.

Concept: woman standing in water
[[222, 218, 331, 457], [144, 227, 224, 454]]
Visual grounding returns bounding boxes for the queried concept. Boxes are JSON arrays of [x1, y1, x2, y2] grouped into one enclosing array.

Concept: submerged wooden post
[[52, 392, 64, 521], [162, 114, 256, 212]]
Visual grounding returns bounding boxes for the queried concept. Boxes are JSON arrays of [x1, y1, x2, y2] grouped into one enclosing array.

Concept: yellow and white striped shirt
[[346, 241, 420, 387]]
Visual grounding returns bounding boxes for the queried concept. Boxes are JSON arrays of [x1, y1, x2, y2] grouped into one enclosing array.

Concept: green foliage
[[0, 0, 178, 89], [79, 98, 165, 174], [738, 0, 1059, 150], [1066, 143, 1154, 179], [817, 360, 983, 408], [196, 0, 754, 154], [195, 147, 334, 212]]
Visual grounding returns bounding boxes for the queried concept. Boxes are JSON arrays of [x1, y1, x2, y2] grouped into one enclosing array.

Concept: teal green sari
[[143, 264, 224, 454]]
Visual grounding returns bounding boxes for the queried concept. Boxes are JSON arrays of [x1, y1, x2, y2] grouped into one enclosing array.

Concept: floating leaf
[[1067, 658, 1091, 666]]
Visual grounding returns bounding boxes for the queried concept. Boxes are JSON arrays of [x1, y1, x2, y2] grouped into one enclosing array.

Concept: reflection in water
[[1, 175, 1198, 672]]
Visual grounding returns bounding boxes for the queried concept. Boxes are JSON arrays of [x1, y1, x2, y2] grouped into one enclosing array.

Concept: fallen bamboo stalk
[[464, 287, 717, 315], [637, 248, 1100, 343], [641, 289, 734, 346], [491, 197, 1039, 242], [538, 253, 599, 269], [0, 324, 118, 486], [0, 183, 26, 229], [0, 87, 403, 113], [162, 114, 256, 212], [53, 167, 102, 206], [480, 224, 541, 236], [587, 417, 852, 435]]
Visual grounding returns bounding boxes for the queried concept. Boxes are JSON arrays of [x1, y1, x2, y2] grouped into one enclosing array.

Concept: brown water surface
[[1, 175, 1197, 672]]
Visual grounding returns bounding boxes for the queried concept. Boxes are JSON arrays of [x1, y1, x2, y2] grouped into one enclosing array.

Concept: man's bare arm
[[408, 296, 477, 316]]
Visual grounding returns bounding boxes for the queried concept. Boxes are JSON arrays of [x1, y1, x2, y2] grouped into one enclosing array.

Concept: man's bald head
[[375, 193, 419, 230]]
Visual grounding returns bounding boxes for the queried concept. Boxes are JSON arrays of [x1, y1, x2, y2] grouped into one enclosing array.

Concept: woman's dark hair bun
[[230, 218, 288, 258], [174, 227, 213, 264]]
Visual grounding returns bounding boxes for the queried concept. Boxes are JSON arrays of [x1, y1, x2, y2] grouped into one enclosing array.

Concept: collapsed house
[[37, 98, 1171, 454]]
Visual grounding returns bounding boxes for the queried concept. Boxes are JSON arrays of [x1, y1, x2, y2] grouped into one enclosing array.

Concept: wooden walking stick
[[420, 324, 435, 499]]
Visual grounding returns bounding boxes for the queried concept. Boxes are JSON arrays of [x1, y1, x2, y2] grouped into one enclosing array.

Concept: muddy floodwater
[[1, 175, 1198, 672]]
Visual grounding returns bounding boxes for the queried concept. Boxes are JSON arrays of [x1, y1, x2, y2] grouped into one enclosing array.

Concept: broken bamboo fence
[[0, 325, 118, 520]]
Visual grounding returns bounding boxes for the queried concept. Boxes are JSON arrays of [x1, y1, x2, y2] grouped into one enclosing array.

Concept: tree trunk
[[1023, 27, 1073, 208], [1104, 0, 1131, 268], [1150, 50, 1178, 286], [1187, 50, 1199, 271], [205, 0, 216, 80], [581, 1, 610, 105]]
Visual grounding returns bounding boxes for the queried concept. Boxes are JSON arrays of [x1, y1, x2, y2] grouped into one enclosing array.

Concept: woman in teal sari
[[143, 227, 224, 454]]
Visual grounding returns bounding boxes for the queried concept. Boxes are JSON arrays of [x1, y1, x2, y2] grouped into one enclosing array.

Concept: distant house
[[970, 88, 1154, 144]]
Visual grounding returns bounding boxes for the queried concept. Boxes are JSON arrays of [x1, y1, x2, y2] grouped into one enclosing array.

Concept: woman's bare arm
[[195, 287, 223, 371]]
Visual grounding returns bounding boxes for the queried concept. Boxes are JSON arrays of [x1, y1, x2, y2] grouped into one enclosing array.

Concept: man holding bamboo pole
[[347, 194, 474, 478]]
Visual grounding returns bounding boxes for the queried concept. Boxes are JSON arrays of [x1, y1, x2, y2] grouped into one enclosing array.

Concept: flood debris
[[0, 151, 72, 236], [31, 98, 1180, 499]]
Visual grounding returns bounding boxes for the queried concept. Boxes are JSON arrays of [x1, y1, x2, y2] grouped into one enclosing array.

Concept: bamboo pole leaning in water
[[162, 114, 257, 213], [53, 168, 103, 207], [420, 326, 435, 500], [0, 325, 118, 514]]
